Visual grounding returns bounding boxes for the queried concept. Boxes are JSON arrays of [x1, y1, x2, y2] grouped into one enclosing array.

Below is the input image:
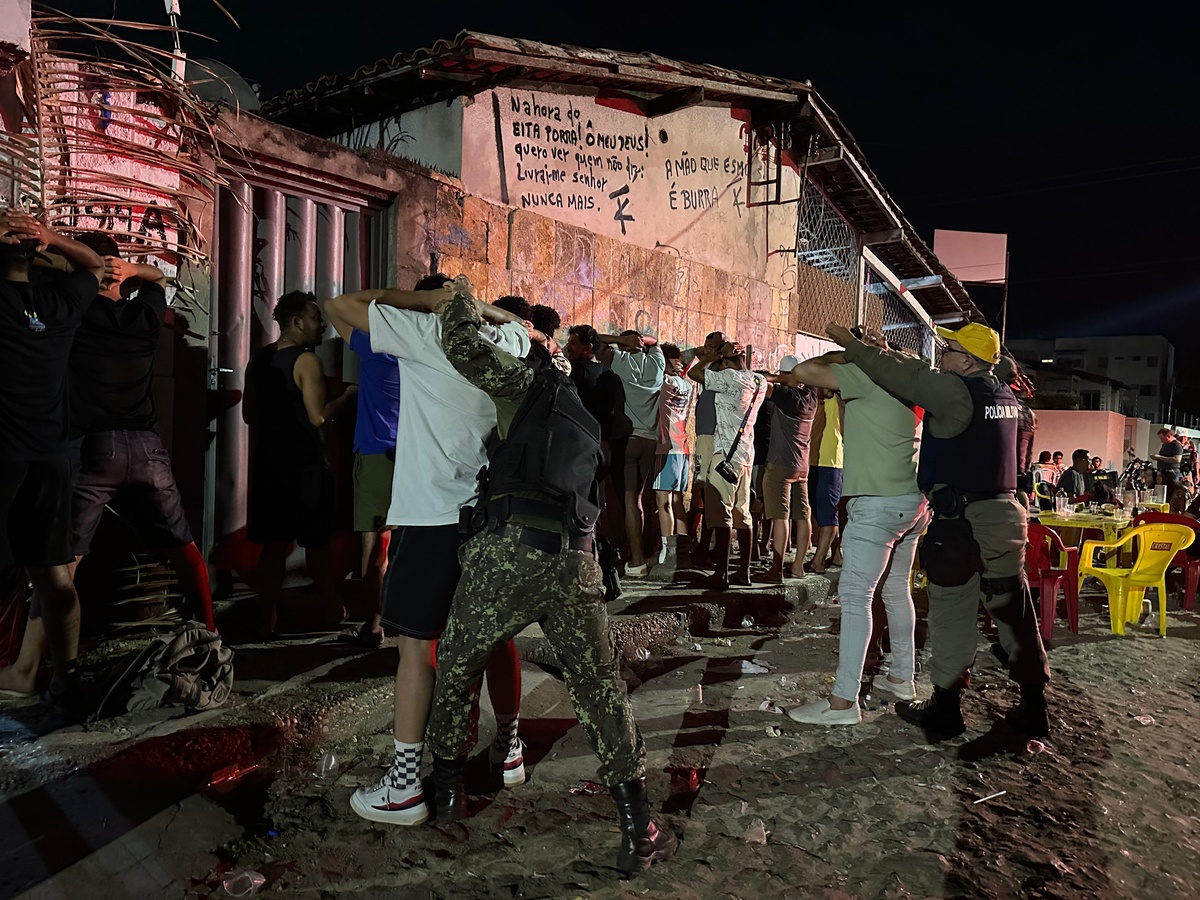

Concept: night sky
[[68, 2, 1200, 409]]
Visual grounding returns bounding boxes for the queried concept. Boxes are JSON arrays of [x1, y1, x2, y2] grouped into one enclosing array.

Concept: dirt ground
[[4, 571, 1200, 899], [213, 582, 1200, 898]]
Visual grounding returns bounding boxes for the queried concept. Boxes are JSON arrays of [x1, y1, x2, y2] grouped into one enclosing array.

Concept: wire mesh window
[[795, 179, 858, 281], [865, 267, 935, 361], [792, 178, 859, 336]]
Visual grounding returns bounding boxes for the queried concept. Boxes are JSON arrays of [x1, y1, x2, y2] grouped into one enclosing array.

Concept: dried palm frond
[[0, 5, 233, 266]]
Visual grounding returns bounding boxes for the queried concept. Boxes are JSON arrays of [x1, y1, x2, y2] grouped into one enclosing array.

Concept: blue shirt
[[349, 329, 400, 455]]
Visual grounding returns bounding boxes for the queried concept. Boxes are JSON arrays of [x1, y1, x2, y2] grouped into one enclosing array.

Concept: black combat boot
[[609, 778, 678, 875], [429, 756, 468, 822], [896, 686, 967, 741], [1005, 682, 1050, 737]]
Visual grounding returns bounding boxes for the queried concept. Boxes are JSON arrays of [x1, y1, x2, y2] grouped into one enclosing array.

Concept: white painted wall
[[0, 0, 30, 53], [1033, 410, 1129, 471], [459, 86, 804, 286], [334, 99, 463, 177]]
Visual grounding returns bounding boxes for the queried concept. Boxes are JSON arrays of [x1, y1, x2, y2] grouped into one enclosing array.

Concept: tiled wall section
[[397, 183, 857, 371]]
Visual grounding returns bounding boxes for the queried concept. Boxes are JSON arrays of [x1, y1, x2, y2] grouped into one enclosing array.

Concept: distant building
[[1009, 335, 1175, 422]]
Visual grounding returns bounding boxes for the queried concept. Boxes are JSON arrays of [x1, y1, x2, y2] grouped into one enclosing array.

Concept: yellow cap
[[935, 322, 1001, 364]]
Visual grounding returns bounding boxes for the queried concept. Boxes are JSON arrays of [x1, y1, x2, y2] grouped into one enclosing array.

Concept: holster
[[919, 487, 985, 587]]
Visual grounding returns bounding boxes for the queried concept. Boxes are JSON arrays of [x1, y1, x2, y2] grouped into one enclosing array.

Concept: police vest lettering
[[983, 404, 1020, 420]]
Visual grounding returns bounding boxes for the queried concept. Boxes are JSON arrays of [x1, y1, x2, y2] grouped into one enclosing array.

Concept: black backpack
[[482, 357, 603, 536]]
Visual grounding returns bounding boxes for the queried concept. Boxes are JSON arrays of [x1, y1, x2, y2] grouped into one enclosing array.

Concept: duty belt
[[516, 525, 593, 555], [963, 490, 1017, 503]]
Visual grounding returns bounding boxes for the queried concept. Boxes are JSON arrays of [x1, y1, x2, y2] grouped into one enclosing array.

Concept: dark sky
[[70, 2, 1200, 406]]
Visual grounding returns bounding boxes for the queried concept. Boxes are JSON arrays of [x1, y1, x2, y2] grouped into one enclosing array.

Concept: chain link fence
[[792, 178, 859, 336]]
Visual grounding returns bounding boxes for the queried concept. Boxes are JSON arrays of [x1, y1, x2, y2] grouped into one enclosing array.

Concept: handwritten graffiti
[[50, 198, 170, 245], [634, 308, 654, 335], [609, 184, 634, 234]]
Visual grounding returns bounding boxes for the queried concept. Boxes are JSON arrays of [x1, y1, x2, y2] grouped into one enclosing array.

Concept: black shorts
[[380, 523, 466, 640], [247, 461, 334, 548], [71, 430, 195, 557], [0, 456, 74, 569]]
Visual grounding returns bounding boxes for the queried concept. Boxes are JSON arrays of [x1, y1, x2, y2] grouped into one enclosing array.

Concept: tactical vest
[[480, 359, 603, 536], [917, 374, 1018, 495]]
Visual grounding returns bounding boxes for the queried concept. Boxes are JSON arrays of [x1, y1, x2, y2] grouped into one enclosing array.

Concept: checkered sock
[[386, 739, 423, 789], [494, 713, 520, 754]]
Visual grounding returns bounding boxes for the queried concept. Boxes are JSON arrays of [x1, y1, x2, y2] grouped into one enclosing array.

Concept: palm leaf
[[2, 5, 230, 265]]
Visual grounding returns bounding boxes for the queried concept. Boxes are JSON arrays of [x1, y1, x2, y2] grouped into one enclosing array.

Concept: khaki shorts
[[704, 452, 753, 529], [694, 434, 716, 485], [762, 463, 811, 521], [353, 452, 395, 533]]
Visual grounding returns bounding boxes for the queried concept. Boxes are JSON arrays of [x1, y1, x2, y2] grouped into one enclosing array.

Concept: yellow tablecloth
[[1037, 512, 1133, 543]]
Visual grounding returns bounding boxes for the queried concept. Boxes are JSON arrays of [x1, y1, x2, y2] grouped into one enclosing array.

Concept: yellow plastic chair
[[1079, 523, 1196, 636]]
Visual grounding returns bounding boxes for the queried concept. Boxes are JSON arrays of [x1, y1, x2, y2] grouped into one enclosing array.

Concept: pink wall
[[1032, 410, 1129, 471]]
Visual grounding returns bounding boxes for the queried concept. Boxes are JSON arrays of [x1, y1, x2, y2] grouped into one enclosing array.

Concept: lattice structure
[[791, 177, 859, 336], [795, 178, 858, 281], [866, 267, 935, 361]]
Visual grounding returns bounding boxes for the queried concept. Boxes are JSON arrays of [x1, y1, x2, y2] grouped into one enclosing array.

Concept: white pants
[[832, 493, 931, 702]]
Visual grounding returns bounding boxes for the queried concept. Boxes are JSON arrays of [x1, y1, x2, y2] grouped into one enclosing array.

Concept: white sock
[[388, 739, 423, 788], [494, 713, 520, 752]]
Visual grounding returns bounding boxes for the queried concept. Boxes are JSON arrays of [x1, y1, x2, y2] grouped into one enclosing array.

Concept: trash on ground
[[743, 817, 769, 844], [740, 616, 755, 627], [710, 638, 733, 647], [313, 751, 338, 780], [208, 762, 258, 791], [689, 684, 704, 704], [222, 868, 266, 897], [764, 725, 782, 737], [568, 780, 606, 796], [634, 647, 651, 661], [973, 790, 1007, 805], [1132, 714, 1156, 726], [1026, 740, 1047, 754], [740, 660, 770, 674], [758, 700, 784, 714]]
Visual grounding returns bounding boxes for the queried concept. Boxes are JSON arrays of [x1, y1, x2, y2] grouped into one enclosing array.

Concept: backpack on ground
[[92, 624, 234, 720]]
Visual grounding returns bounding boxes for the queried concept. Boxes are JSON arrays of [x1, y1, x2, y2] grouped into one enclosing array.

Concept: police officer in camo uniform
[[824, 321, 1050, 742], [422, 282, 676, 876]]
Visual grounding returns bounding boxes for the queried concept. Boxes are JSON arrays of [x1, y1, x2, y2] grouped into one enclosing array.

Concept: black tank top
[[248, 344, 324, 468]]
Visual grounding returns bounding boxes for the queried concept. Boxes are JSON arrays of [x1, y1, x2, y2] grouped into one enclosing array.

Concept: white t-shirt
[[368, 304, 530, 526], [706, 367, 767, 468], [656, 374, 694, 454], [609, 344, 665, 441]]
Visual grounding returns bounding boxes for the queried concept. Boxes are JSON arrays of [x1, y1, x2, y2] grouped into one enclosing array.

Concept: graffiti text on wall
[[506, 92, 648, 222]]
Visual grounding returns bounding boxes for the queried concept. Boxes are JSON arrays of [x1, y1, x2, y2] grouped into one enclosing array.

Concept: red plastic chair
[[1130, 512, 1200, 610], [1026, 522, 1080, 641]]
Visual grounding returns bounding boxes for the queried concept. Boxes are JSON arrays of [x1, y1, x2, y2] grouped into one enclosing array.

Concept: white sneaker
[[625, 563, 649, 577], [875, 677, 917, 701], [490, 738, 526, 787], [349, 775, 429, 825], [787, 698, 861, 726]]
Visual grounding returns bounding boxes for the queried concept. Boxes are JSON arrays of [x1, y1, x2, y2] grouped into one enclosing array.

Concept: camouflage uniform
[[424, 293, 647, 786]]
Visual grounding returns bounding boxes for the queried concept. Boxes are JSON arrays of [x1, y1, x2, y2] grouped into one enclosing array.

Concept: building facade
[[1009, 335, 1176, 422]]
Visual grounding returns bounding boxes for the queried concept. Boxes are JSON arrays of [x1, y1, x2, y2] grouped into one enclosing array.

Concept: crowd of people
[[3, 210, 1066, 874], [1030, 427, 1199, 516]]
